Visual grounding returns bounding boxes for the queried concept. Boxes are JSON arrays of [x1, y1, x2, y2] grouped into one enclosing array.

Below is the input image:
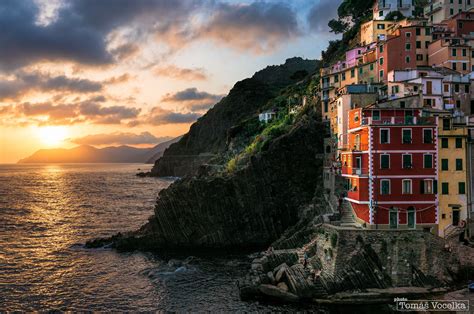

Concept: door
[[453, 210, 460, 226], [426, 80, 433, 95], [407, 207, 415, 229], [390, 210, 398, 229]]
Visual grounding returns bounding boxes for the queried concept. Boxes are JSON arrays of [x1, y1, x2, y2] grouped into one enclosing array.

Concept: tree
[[328, 19, 349, 34], [413, 0, 429, 17]]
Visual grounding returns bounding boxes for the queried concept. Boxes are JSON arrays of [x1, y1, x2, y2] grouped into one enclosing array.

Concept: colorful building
[[435, 114, 470, 237], [341, 100, 438, 230], [373, 0, 416, 21], [428, 37, 472, 73], [424, 0, 474, 24]]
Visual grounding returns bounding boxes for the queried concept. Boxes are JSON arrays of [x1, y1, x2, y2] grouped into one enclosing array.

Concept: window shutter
[[434, 180, 438, 194], [420, 180, 425, 194]]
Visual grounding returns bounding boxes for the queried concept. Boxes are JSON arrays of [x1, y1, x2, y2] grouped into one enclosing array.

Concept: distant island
[[18, 136, 181, 164]]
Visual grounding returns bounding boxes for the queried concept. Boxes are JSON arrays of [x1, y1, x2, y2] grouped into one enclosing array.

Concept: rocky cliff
[[150, 57, 319, 177], [87, 107, 326, 251]]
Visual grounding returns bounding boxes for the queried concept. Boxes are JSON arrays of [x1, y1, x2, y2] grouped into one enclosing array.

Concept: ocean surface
[[0, 163, 319, 312]]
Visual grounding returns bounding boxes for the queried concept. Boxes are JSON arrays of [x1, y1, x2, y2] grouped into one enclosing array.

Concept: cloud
[[0, 0, 306, 71], [70, 131, 171, 146], [147, 106, 202, 125], [162, 87, 223, 103], [103, 73, 133, 84], [153, 65, 208, 81], [1, 97, 141, 126], [0, 0, 202, 70], [307, 0, 342, 33], [0, 71, 102, 100], [198, 2, 301, 53]]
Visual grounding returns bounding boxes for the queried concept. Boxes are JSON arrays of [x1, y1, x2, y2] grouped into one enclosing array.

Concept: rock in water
[[258, 284, 299, 302]]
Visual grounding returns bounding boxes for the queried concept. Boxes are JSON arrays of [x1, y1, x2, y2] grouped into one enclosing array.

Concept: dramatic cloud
[[70, 131, 171, 146], [147, 106, 202, 125], [153, 65, 208, 81], [0, 0, 202, 70], [0, 71, 102, 100], [161, 87, 223, 112], [307, 0, 342, 33], [162, 88, 222, 102], [0, 0, 305, 71], [0, 98, 141, 126], [199, 2, 301, 53]]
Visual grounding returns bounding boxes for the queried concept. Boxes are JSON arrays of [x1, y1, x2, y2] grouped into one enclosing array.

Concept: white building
[[373, 0, 416, 21], [258, 111, 276, 123]]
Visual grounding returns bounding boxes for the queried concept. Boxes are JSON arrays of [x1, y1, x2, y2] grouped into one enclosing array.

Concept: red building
[[377, 24, 432, 82], [341, 101, 439, 230]]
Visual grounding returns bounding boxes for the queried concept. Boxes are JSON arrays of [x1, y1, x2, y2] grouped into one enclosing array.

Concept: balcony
[[361, 116, 436, 126], [340, 144, 369, 152], [352, 167, 368, 175], [424, 2, 442, 15]]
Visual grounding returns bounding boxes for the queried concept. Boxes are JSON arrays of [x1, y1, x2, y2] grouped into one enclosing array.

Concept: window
[[423, 129, 433, 144], [403, 154, 412, 169], [380, 70, 384, 78], [442, 182, 449, 195], [406, 32, 411, 38], [421, 180, 434, 194], [334, 75, 339, 83], [452, 48, 457, 56], [342, 72, 346, 80], [444, 84, 449, 93], [442, 159, 449, 170], [441, 138, 449, 148], [380, 58, 384, 65], [416, 28, 421, 36], [466, 85, 470, 93], [379, 45, 384, 53], [359, 67, 363, 75], [455, 84, 460, 93], [456, 138, 463, 148], [377, 23, 385, 29], [402, 129, 412, 144], [459, 182, 466, 194], [402, 180, 412, 194], [453, 62, 457, 71], [370, 63, 374, 71], [381, 154, 390, 169], [425, 27, 431, 35], [381, 180, 390, 195], [380, 129, 390, 144], [416, 41, 421, 48], [424, 154, 433, 168], [373, 110, 380, 121], [416, 54, 423, 61], [463, 63, 467, 71], [406, 43, 411, 51], [462, 49, 467, 57], [456, 100, 461, 108], [406, 56, 410, 64], [443, 118, 451, 130], [351, 69, 355, 78], [456, 159, 463, 170]]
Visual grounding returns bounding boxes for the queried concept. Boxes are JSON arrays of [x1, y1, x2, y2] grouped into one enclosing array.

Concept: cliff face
[[89, 109, 325, 251], [150, 57, 319, 177]]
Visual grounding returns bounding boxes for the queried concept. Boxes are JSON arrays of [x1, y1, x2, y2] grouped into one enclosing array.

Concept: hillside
[[18, 137, 180, 164], [150, 57, 319, 177]]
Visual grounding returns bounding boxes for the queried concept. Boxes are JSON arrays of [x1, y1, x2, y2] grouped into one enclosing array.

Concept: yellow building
[[360, 20, 397, 46], [437, 115, 470, 238]]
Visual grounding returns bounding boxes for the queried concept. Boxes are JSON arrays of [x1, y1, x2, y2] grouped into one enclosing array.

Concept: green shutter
[[456, 159, 463, 171], [442, 159, 449, 171], [459, 182, 466, 194]]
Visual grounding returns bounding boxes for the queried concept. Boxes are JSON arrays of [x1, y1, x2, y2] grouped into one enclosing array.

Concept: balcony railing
[[361, 116, 436, 126], [424, 2, 442, 15], [340, 144, 369, 151]]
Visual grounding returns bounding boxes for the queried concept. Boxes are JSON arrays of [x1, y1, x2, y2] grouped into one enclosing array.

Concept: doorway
[[453, 209, 460, 226], [389, 208, 398, 229], [407, 206, 415, 229]]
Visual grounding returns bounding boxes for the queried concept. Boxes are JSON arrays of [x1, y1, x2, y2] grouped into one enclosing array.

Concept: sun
[[37, 126, 69, 147]]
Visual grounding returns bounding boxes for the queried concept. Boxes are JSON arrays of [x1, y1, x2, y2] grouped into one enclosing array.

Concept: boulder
[[277, 282, 289, 292], [274, 263, 289, 282], [258, 284, 299, 302], [267, 271, 276, 284]]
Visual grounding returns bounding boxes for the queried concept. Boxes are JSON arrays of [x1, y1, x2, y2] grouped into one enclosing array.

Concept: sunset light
[[37, 126, 69, 147]]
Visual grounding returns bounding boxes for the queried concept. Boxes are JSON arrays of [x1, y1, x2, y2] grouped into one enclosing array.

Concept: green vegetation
[[385, 11, 405, 21]]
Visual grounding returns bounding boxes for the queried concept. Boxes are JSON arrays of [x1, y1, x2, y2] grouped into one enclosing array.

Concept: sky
[[0, 0, 342, 163]]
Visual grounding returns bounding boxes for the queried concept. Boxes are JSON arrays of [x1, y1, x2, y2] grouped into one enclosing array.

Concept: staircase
[[340, 200, 361, 228], [444, 225, 465, 240]]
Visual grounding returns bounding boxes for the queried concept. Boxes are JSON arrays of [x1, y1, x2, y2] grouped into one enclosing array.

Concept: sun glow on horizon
[[37, 126, 69, 147]]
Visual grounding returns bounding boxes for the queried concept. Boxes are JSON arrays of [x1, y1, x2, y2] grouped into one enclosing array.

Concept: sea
[[0, 163, 329, 312]]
